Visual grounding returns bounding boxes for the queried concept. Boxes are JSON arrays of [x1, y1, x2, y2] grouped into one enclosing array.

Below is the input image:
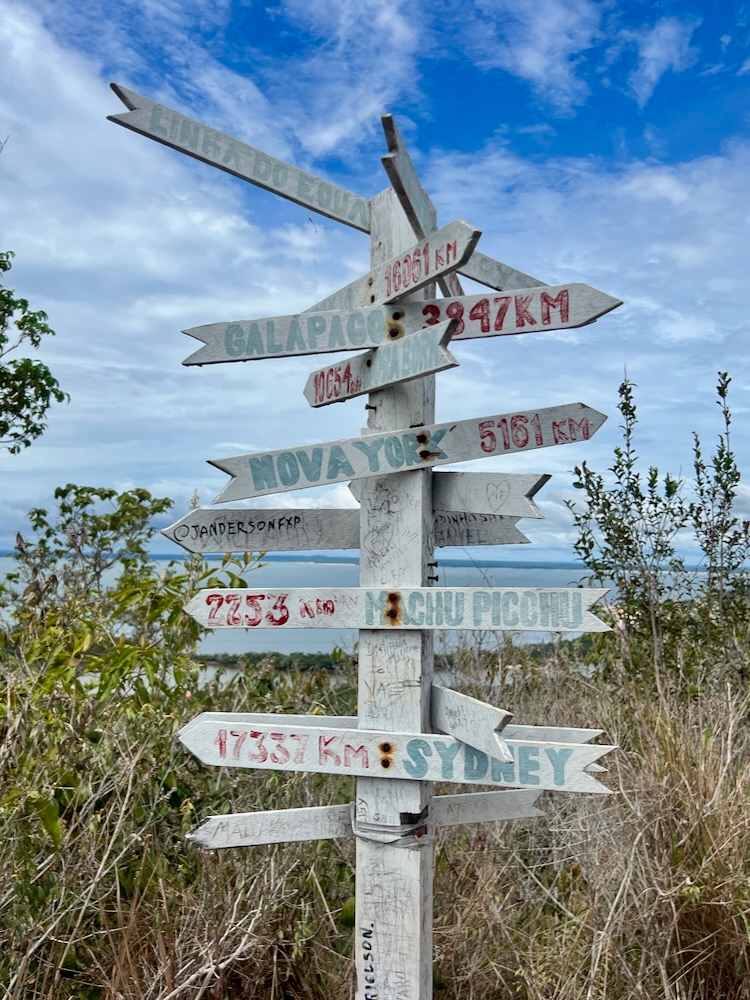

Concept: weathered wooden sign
[[183, 586, 608, 631], [303, 319, 458, 407], [178, 716, 615, 793], [162, 507, 359, 552], [432, 685, 512, 763], [369, 220, 480, 305], [197, 709, 604, 746], [210, 402, 606, 502], [188, 789, 542, 850], [432, 510, 530, 547], [183, 283, 620, 366], [108, 84, 370, 231], [162, 506, 529, 554], [297, 220, 480, 313], [395, 285, 621, 340], [351, 470, 549, 519]]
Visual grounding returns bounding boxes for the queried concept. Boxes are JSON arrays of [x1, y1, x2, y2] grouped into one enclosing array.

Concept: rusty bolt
[[416, 433, 428, 444]]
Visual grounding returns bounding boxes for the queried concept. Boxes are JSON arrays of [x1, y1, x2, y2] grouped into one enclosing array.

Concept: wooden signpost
[[182, 282, 620, 365], [110, 86, 622, 1000]]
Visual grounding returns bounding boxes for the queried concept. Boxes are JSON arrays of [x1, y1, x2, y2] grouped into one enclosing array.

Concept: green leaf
[[33, 795, 63, 849]]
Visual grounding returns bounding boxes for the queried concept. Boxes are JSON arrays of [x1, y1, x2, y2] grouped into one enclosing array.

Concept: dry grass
[[2, 657, 749, 999]]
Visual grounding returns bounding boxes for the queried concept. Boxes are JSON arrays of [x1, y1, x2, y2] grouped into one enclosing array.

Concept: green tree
[[566, 373, 749, 685], [0, 250, 68, 453]]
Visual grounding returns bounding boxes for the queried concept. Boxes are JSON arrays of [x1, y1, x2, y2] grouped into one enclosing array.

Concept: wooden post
[[355, 186, 437, 999]]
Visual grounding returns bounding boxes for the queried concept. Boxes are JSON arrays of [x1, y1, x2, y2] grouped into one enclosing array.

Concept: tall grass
[[2, 652, 749, 999]]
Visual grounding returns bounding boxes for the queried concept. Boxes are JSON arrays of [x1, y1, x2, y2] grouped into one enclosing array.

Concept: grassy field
[[3, 642, 749, 1000]]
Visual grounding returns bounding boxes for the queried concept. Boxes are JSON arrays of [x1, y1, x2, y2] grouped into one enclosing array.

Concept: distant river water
[[0, 556, 592, 656]]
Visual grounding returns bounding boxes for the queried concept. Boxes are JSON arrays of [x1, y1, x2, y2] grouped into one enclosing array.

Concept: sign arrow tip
[[110, 82, 139, 109]]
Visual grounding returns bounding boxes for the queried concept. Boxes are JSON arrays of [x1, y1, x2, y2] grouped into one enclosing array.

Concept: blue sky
[[1, 0, 748, 560]]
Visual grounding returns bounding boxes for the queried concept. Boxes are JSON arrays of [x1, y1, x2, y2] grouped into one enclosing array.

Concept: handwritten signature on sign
[[204, 592, 336, 627]]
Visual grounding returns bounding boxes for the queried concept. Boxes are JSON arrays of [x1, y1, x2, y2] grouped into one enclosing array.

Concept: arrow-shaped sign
[[303, 319, 458, 407], [460, 251, 545, 292], [209, 402, 606, 502], [390, 285, 621, 341], [431, 685, 512, 763], [351, 471, 549, 519], [183, 586, 608, 632], [359, 220, 481, 307], [432, 511, 530, 547], [380, 114, 464, 299], [434, 470, 549, 518], [178, 716, 615, 793], [108, 84, 371, 232], [161, 506, 528, 554], [108, 87, 552, 297], [162, 507, 359, 553], [182, 283, 619, 366], [194, 710, 604, 746], [187, 789, 542, 850]]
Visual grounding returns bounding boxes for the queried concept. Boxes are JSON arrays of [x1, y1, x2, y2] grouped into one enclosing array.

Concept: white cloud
[[738, 57, 750, 76], [457, 0, 602, 112], [267, 0, 423, 156], [627, 17, 700, 106]]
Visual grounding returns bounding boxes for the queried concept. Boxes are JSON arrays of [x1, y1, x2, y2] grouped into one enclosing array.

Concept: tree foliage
[[0, 250, 68, 453], [567, 373, 749, 685]]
